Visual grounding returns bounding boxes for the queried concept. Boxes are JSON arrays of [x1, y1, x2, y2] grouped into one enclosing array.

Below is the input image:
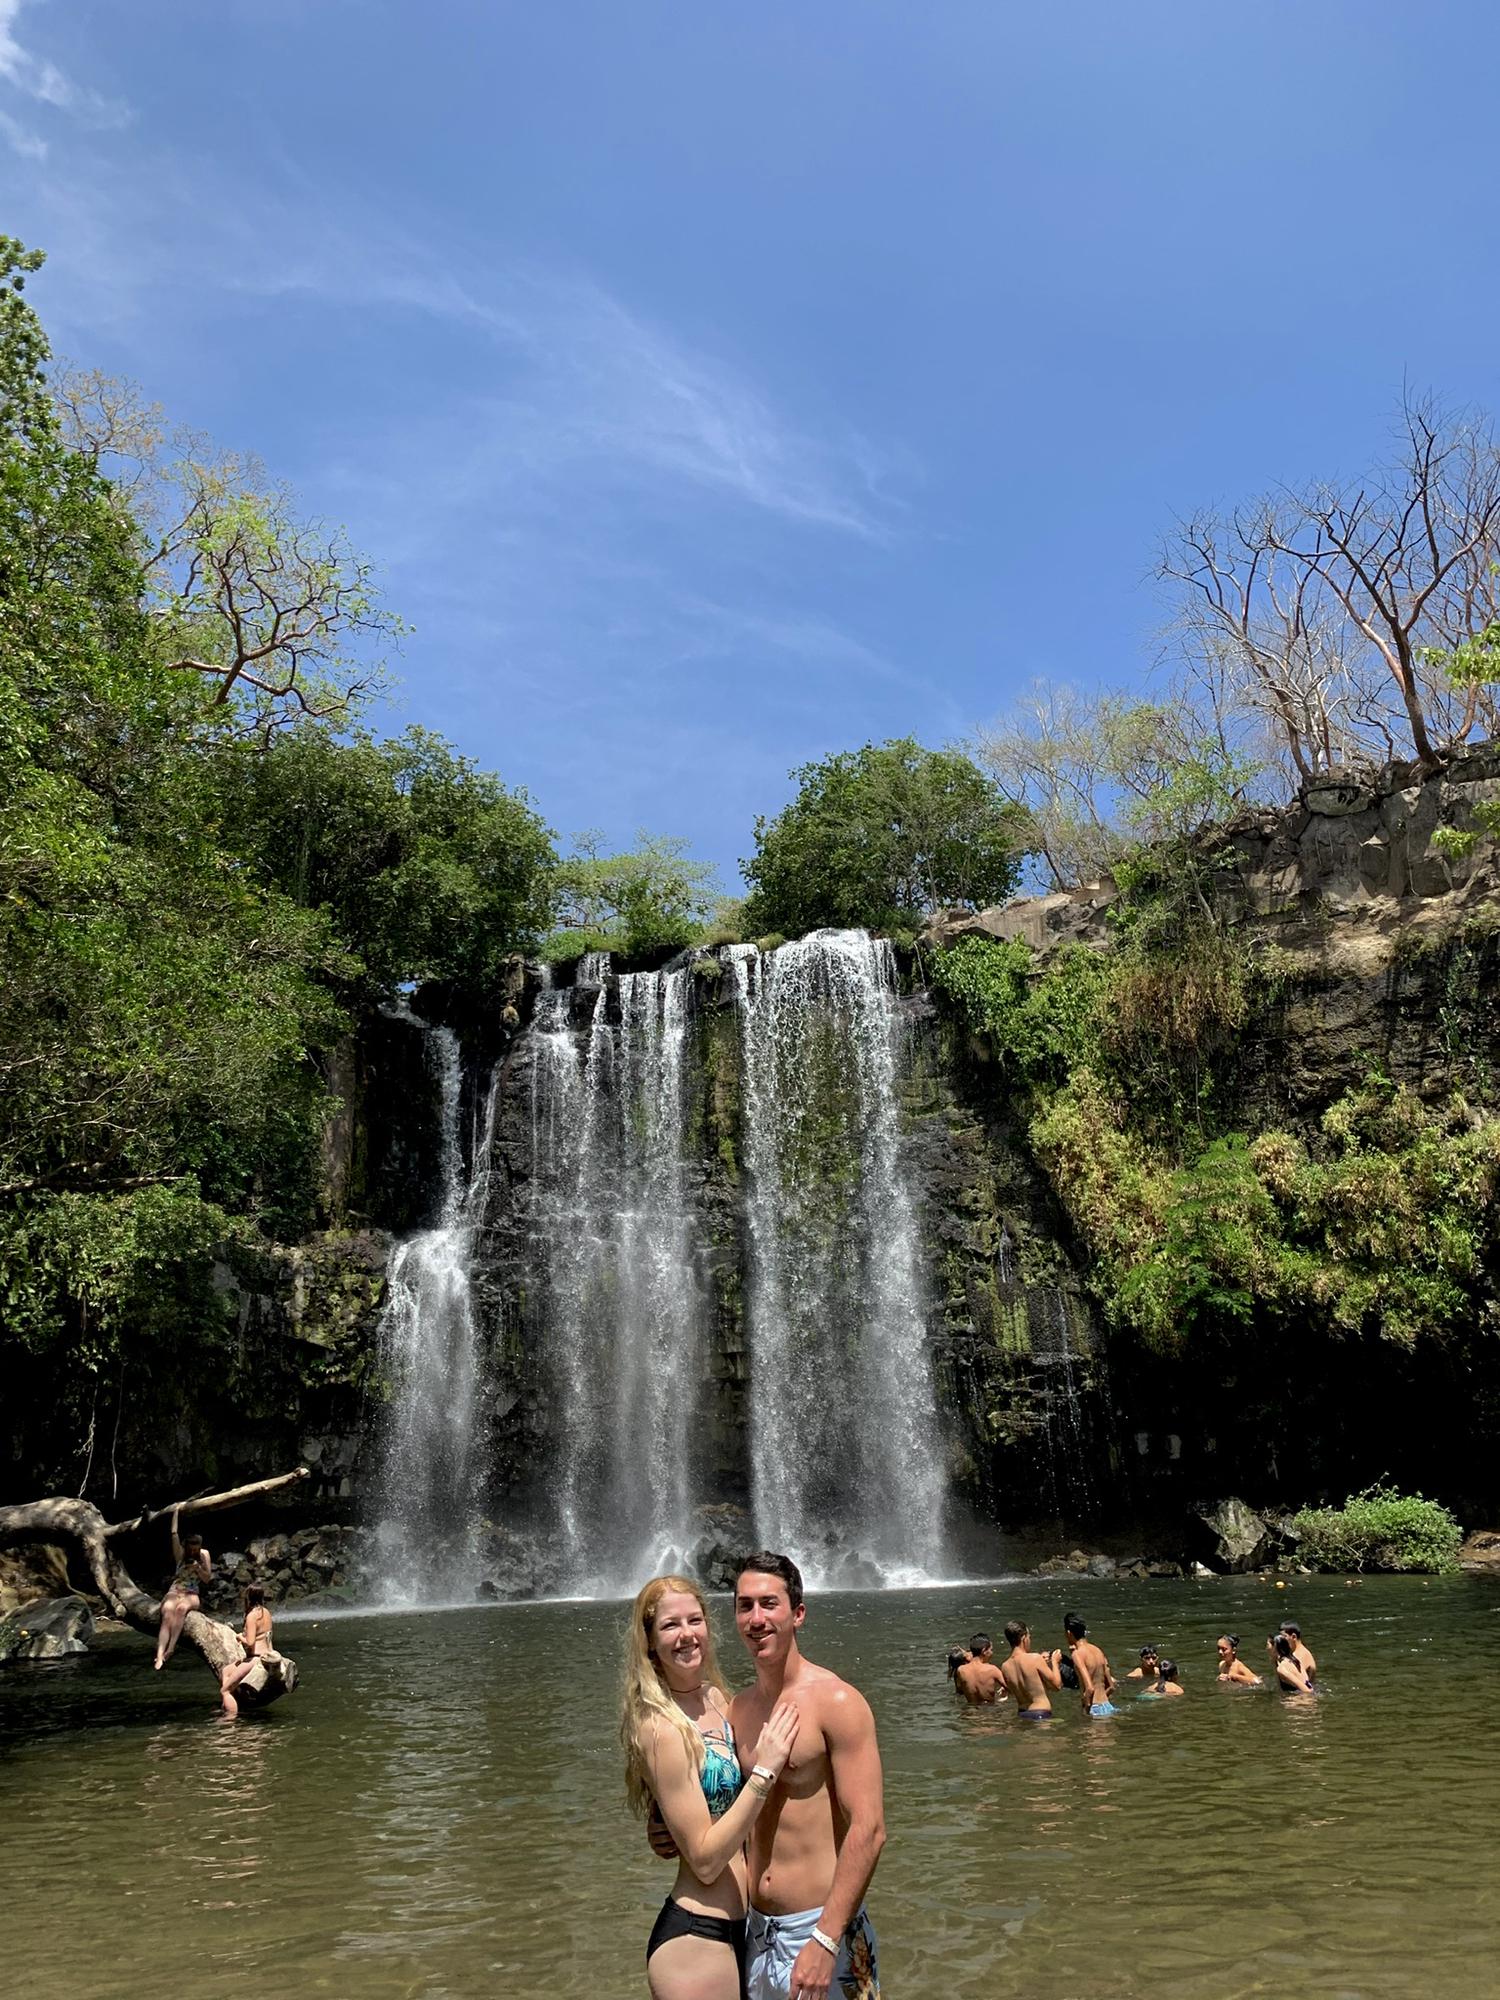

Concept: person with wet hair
[[1138, 1658, 1185, 1700], [1215, 1634, 1262, 1686], [1061, 1611, 1117, 1717], [219, 1584, 277, 1720], [952, 1632, 1007, 1704], [998, 1620, 1063, 1718], [1268, 1619, 1317, 1684], [1271, 1632, 1315, 1695], [1125, 1644, 1161, 1681]]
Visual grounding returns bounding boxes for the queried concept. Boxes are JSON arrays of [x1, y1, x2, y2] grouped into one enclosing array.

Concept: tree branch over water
[[0, 1466, 308, 1688]]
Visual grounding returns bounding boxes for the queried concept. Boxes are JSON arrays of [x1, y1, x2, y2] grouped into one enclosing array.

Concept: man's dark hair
[[969, 1631, 992, 1655], [1279, 1620, 1301, 1638], [1139, 1644, 1159, 1660], [1003, 1618, 1028, 1649], [737, 1550, 804, 1612], [1064, 1612, 1087, 1640]]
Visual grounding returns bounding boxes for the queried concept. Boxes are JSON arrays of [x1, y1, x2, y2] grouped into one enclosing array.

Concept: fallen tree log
[[0, 1467, 308, 1703]]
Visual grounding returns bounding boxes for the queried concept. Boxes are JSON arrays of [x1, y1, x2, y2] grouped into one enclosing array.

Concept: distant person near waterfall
[[732, 1552, 885, 2000], [153, 1505, 210, 1670], [622, 1574, 798, 2000]]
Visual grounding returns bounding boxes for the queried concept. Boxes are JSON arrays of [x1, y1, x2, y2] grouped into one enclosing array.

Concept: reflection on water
[[2, 1577, 1498, 1998]]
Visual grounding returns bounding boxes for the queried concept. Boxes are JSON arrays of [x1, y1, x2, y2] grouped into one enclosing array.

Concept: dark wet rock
[[0, 1593, 95, 1662]]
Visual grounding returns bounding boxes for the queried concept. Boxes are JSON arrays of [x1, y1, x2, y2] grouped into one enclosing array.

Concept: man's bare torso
[[732, 1664, 848, 1914], [955, 1658, 1007, 1704], [1070, 1638, 1112, 1704], [999, 1648, 1053, 1712]]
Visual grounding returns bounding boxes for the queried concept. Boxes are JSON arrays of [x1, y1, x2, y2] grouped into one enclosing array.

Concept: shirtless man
[[731, 1552, 884, 2000], [1062, 1611, 1117, 1716], [997, 1619, 1062, 1718], [954, 1632, 1008, 1705], [1269, 1619, 1317, 1683]]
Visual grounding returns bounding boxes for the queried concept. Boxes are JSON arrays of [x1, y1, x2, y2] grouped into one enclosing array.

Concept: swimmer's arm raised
[[1037, 1651, 1063, 1691]]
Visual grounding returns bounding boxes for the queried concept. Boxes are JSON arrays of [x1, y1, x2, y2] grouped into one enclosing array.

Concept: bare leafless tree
[[1162, 393, 1500, 774]]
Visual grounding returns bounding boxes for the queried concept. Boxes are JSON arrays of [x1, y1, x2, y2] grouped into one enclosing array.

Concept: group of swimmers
[[149, 1504, 281, 1718], [948, 1614, 1319, 1712]]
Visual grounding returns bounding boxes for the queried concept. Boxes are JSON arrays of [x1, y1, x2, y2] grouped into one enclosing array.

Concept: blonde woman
[[622, 1574, 798, 2000]]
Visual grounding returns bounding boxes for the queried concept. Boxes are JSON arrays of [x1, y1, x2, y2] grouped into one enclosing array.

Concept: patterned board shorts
[[746, 1904, 880, 1999]]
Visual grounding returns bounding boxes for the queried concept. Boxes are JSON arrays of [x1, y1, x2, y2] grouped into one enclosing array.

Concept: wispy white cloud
[[0, 103, 43, 156], [0, 0, 130, 150]]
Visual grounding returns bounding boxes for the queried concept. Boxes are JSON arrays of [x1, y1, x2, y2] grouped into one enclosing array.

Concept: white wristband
[[810, 1925, 838, 1956], [750, 1764, 777, 1785]]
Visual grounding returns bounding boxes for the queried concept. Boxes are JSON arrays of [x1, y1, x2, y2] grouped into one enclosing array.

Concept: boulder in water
[[1194, 1497, 1274, 1573], [0, 1593, 95, 1662]]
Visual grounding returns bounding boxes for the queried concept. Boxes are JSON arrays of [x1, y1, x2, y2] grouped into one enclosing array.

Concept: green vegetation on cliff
[[932, 900, 1500, 1350]]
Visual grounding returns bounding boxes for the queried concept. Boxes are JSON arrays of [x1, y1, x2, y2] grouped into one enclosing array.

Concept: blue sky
[[4, 1, 1499, 888]]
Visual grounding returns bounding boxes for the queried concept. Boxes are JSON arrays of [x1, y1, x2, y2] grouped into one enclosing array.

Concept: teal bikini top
[[699, 1713, 743, 1820]]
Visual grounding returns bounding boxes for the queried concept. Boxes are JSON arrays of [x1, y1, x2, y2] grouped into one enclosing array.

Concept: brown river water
[[3, 1573, 1497, 1999]]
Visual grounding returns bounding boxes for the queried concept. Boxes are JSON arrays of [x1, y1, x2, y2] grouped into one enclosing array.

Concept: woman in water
[[1139, 1658, 1185, 1699], [218, 1584, 275, 1719], [622, 1574, 798, 2000], [153, 1506, 210, 1670], [1215, 1634, 1262, 1686]]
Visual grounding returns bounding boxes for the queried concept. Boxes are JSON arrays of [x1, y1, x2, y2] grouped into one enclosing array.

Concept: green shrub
[[1291, 1485, 1462, 1574]]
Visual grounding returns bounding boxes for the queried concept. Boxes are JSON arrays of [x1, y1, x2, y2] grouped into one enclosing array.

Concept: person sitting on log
[[218, 1583, 275, 1720], [153, 1505, 210, 1670]]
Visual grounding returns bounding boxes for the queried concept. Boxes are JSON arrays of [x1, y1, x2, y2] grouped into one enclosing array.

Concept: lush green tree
[[741, 737, 1025, 939], [545, 832, 717, 961], [0, 242, 355, 1421], [216, 724, 557, 989]]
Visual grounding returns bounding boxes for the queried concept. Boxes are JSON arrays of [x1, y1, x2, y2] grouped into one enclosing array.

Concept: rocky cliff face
[[49, 760, 1495, 1553]]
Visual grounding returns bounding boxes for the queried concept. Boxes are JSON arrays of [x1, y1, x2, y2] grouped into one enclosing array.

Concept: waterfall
[[370, 1019, 498, 1605], [730, 931, 948, 1586], [528, 958, 710, 1593]]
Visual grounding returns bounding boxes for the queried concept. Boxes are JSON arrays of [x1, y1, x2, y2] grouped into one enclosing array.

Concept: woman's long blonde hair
[[621, 1574, 727, 1817]]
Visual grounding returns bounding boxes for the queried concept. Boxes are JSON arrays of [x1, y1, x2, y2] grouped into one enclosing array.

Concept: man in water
[[1062, 1611, 1117, 1716], [998, 1619, 1063, 1717], [1272, 1616, 1320, 1680], [731, 1552, 884, 2000], [1125, 1644, 1161, 1681], [954, 1632, 1008, 1704]]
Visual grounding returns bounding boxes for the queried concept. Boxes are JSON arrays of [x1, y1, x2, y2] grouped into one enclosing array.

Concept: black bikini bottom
[[647, 1898, 748, 1992]]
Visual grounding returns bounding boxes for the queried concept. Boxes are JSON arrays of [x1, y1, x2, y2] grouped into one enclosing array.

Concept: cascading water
[[370, 1018, 498, 1605], [730, 931, 948, 1586], [527, 958, 710, 1593]]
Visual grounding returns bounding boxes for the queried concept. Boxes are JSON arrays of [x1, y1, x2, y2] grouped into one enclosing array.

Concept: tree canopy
[[0, 238, 557, 1437], [740, 737, 1026, 939]]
